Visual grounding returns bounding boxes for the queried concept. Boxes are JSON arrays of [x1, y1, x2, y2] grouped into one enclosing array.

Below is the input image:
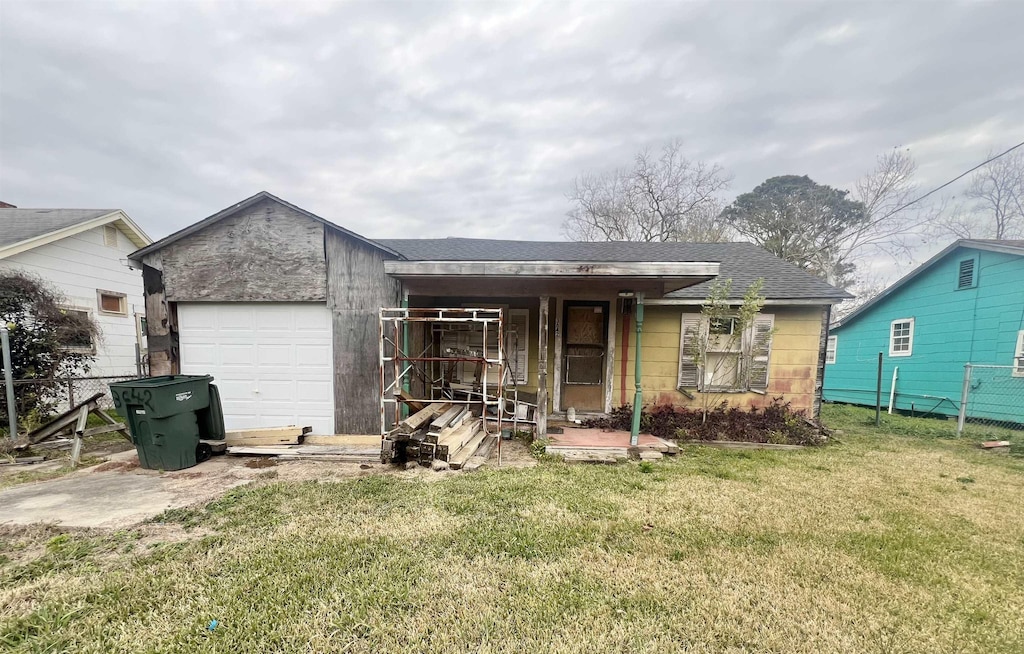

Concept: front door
[[561, 301, 609, 412]]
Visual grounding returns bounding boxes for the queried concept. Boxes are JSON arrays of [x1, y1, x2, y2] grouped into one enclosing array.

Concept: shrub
[[582, 398, 825, 446]]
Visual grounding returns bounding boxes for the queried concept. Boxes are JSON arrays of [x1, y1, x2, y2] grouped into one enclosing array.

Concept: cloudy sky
[[2, 0, 1022, 278]]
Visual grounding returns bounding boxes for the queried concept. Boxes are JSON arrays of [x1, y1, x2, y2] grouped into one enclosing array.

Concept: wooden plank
[[448, 429, 490, 470], [82, 423, 128, 437], [545, 446, 630, 459], [224, 426, 310, 446], [462, 435, 498, 472], [24, 393, 104, 445], [435, 419, 482, 460], [399, 402, 450, 434], [395, 389, 426, 413], [688, 440, 805, 451], [430, 405, 463, 431], [303, 434, 382, 447], [70, 405, 89, 467], [95, 408, 132, 442]]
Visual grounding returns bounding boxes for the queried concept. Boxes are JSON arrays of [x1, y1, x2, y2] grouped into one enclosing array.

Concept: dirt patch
[[167, 471, 203, 480], [93, 459, 140, 473], [244, 458, 278, 469]]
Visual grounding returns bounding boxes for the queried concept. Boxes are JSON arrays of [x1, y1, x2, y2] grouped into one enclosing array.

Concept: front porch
[[385, 259, 719, 443]]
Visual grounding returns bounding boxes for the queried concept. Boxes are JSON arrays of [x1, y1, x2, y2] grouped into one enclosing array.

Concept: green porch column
[[630, 292, 645, 446]]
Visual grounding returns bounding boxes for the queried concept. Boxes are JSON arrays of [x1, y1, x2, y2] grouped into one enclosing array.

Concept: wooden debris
[[448, 427, 489, 470], [396, 389, 426, 413], [399, 402, 450, 434], [224, 426, 311, 446]]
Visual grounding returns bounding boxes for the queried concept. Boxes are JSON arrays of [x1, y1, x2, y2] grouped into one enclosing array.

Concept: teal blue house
[[823, 240, 1024, 424]]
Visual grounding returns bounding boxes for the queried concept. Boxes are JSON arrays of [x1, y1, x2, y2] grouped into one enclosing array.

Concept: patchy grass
[[1, 404, 1023, 652]]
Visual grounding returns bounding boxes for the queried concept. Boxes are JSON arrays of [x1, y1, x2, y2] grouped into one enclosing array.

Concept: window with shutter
[[1014, 330, 1024, 378], [746, 315, 774, 390], [506, 309, 529, 384], [678, 315, 702, 389]]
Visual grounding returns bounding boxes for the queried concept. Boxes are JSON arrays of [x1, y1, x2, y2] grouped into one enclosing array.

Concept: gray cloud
[[2, 0, 1022, 275]]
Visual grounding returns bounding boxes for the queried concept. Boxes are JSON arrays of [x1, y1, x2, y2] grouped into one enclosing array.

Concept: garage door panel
[[257, 344, 292, 367], [178, 303, 334, 434]]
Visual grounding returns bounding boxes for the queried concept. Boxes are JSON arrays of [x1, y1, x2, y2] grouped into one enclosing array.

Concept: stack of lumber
[[225, 434, 381, 463], [381, 401, 496, 470]]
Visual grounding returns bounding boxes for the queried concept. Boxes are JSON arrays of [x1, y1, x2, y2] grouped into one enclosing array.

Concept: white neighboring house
[[0, 207, 153, 377]]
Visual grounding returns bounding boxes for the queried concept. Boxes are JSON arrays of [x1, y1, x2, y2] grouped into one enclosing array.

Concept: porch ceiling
[[384, 260, 719, 298]]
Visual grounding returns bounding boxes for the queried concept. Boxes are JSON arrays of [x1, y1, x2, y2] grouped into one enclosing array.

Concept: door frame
[[559, 300, 611, 413]]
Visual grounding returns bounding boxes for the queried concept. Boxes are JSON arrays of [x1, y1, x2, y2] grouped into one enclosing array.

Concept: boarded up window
[[97, 290, 127, 315]]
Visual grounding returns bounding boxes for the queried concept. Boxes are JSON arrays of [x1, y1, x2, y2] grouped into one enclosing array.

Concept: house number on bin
[[113, 388, 155, 413]]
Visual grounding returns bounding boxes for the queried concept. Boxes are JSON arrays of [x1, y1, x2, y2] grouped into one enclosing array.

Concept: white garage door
[[178, 303, 334, 434]]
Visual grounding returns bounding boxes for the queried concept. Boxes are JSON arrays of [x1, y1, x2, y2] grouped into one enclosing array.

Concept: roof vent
[[958, 258, 975, 289]]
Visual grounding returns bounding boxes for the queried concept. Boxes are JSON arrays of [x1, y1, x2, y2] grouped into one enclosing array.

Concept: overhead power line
[[878, 140, 1024, 221]]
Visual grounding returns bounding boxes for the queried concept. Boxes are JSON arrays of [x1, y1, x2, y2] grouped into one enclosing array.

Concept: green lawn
[[2, 405, 1023, 653]]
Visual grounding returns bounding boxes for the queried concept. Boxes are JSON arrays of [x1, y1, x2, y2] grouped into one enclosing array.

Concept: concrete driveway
[[0, 473, 180, 528]]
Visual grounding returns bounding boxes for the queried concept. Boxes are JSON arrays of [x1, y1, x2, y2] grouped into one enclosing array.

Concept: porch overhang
[[383, 260, 720, 298]]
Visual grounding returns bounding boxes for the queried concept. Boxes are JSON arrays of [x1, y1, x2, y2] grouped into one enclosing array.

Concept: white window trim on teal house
[[1013, 330, 1024, 378], [826, 335, 837, 364], [889, 318, 915, 357]]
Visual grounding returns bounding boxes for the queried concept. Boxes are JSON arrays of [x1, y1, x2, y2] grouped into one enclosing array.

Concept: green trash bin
[[109, 375, 217, 471]]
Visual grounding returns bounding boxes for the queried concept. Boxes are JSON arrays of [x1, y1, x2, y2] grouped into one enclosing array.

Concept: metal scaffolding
[[379, 308, 506, 461]]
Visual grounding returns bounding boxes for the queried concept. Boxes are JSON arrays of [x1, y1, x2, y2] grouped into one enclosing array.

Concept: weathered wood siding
[[326, 230, 402, 434], [160, 197, 327, 302]]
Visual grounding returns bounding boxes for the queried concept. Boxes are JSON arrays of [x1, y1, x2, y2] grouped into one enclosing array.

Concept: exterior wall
[[612, 304, 824, 415], [824, 248, 1024, 421], [0, 225, 145, 376], [160, 197, 327, 302], [326, 230, 401, 434]]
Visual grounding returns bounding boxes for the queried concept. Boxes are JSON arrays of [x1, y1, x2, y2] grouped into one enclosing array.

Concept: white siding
[[0, 225, 145, 376]]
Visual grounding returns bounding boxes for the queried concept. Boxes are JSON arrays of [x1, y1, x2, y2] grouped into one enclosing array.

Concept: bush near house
[[584, 399, 825, 446]]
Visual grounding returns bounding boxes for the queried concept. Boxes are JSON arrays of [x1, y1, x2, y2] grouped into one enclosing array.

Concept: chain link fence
[[957, 364, 1024, 438], [6, 375, 139, 432]]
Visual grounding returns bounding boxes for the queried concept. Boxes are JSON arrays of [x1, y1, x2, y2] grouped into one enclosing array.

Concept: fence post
[[1, 326, 16, 439], [957, 363, 972, 436], [875, 352, 883, 427], [66, 375, 75, 409]]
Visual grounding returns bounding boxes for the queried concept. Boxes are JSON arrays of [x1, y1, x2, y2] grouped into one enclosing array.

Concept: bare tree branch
[[563, 140, 733, 242]]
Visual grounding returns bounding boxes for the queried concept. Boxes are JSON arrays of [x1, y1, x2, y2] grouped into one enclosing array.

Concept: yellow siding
[[612, 304, 823, 414]]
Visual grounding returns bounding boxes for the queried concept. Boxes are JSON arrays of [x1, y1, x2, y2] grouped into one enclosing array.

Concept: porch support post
[[400, 289, 410, 419], [537, 295, 549, 438], [630, 292, 645, 446]]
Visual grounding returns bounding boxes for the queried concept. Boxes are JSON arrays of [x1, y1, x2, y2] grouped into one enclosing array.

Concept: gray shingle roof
[[377, 238, 850, 301], [0, 208, 116, 249]]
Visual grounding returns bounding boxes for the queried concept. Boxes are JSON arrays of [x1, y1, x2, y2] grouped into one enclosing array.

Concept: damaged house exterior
[[129, 192, 848, 436]]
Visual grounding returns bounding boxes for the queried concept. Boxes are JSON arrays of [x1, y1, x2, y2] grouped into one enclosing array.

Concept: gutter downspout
[[630, 292, 645, 446]]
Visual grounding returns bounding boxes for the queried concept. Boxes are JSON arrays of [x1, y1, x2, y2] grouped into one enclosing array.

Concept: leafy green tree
[[1, 271, 98, 431], [721, 175, 867, 288]]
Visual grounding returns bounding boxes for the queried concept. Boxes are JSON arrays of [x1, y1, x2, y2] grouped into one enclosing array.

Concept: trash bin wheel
[[196, 442, 213, 464]]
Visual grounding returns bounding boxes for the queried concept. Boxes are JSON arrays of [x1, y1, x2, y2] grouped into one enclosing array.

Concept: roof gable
[[834, 239, 1024, 328], [129, 191, 401, 261], [0, 208, 151, 259]]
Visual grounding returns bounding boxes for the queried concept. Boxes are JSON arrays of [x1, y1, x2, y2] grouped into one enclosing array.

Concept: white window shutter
[[678, 315, 703, 389], [507, 309, 530, 384], [747, 314, 774, 390]]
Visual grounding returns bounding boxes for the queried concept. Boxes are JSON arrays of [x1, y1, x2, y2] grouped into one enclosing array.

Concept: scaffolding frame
[[379, 307, 506, 464]]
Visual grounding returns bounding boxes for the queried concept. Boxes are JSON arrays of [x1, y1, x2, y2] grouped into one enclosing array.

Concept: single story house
[[129, 191, 848, 435], [1, 206, 152, 376], [824, 239, 1024, 424]]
